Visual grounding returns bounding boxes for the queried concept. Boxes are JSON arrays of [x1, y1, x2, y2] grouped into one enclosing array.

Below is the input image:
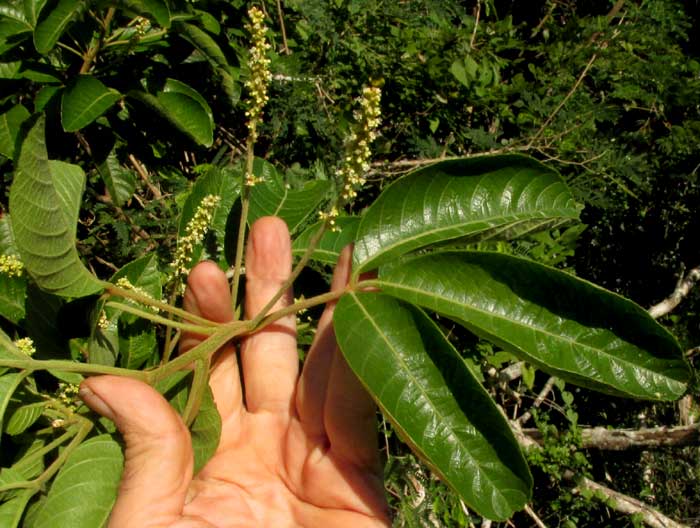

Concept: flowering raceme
[[0, 254, 23, 277], [170, 194, 221, 281]]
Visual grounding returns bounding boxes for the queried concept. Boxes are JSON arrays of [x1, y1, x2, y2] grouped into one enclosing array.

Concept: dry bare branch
[[648, 265, 700, 319]]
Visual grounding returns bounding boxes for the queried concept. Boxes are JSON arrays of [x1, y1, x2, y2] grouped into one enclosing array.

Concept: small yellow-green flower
[[57, 382, 80, 411], [14, 337, 35, 356], [0, 254, 23, 277], [337, 86, 382, 201], [170, 194, 221, 280], [115, 277, 159, 312], [244, 6, 272, 148]]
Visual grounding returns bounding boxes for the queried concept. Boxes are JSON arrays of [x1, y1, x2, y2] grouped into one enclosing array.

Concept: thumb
[[80, 376, 193, 527]]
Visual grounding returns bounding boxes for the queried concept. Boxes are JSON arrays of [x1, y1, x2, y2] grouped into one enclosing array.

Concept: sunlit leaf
[[32, 435, 123, 527], [353, 155, 580, 274], [61, 75, 121, 132], [9, 116, 103, 297], [377, 251, 690, 400], [33, 0, 83, 54], [334, 292, 532, 520], [248, 159, 331, 234], [291, 216, 360, 265]]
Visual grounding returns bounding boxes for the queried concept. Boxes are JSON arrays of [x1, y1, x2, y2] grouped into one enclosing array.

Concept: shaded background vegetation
[[1, 0, 700, 525]]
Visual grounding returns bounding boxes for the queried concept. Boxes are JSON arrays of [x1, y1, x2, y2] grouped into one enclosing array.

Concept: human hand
[[79, 216, 390, 527]]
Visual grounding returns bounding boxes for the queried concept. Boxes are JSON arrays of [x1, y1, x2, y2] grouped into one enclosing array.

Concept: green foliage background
[[1, 0, 700, 525]]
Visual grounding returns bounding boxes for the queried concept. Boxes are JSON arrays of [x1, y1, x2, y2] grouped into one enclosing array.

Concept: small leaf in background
[[119, 0, 171, 28], [33, 0, 83, 54], [4, 401, 44, 435], [32, 435, 124, 528], [377, 251, 690, 400], [129, 86, 214, 147], [98, 151, 136, 207], [291, 216, 360, 265], [334, 292, 532, 520], [0, 373, 26, 441], [9, 117, 103, 298], [61, 75, 121, 132], [0, 104, 30, 159], [352, 155, 581, 274], [0, 272, 26, 325], [248, 158, 332, 234], [0, 488, 33, 528]]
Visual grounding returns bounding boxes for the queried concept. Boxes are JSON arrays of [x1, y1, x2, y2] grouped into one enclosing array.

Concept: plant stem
[[0, 359, 150, 381], [104, 283, 219, 327], [250, 219, 330, 327], [80, 7, 115, 73], [230, 134, 255, 311], [104, 302, 218, 335], [182, 358, 209, 426], [253, 288, 345, 330]]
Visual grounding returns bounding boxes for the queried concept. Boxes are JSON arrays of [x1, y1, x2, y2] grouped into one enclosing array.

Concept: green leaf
[[24, 0, 47, 27], [33, 0, 83, 54], [0, 104, 30, 159], [291, 216, 360, 265], [32, 434, 124, 528], [377, 251, 690, 400], [34, 85, 62, 112], [61, 75, 121, 132], [248, 159, 332, 234], [179, 166, 240, 268], [0, 488, 33, 527], [118, 320, 155, 369], [0, 61, 21, 79], [450, 59, 469, 87], [129, 87, 213, 146], [111, 253, 162, 302], [0, 374, 26, 441], [0, 273, 26, 325], [9, 116, 103, 298], [162, 78, 213, 122], [334, 292, 532, 520], [118, 0, 170, 28], [4, 401, 44, 435], [98, 151, 136, 207], [178, 22, 228, 69], [157, 372, 221, 472], [352, 155, 580, 274]]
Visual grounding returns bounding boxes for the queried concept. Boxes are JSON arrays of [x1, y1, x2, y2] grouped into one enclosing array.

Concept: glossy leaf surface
[[377, 252, 690, 400], [334, 292, 532, 520], [33, 0, 82, 54], [353, 155, 580, 274], [248, 159, 331, 234], [291, 216, 360, 265], [9, 117, 103, 297], [61, 75, 121, 132], [32, 435, 123, 527]]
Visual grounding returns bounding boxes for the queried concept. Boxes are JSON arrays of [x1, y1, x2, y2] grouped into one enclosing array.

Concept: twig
[[526, 52, 598, 149], [128, 154, 162, 199], [80, 7, 115, 73], [568, 472, 688, 528], [648, 265, 700, 319], [469, 1, 481, 49], [522, 423, 700, 450], [276, 0, 290, 54], [517, 376, 557, 425], [524, 504, 548, 528]]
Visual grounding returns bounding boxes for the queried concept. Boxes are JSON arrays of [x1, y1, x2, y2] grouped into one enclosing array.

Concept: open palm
[[80, 217, 390, 527]]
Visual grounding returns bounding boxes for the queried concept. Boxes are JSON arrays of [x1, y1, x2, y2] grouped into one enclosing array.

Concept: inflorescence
[[244, 6, 272, 167], [337, 86, 382, 201], [170, 194, 221, 281], [0, 254, 23, 277]]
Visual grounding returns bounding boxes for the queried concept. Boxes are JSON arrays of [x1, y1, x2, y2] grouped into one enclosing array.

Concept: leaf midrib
[[348, 292, 515, 498], [378, 279, 682, 394]]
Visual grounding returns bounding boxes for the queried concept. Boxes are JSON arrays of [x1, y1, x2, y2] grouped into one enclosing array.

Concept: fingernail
[[79, 385, 116, 421]]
